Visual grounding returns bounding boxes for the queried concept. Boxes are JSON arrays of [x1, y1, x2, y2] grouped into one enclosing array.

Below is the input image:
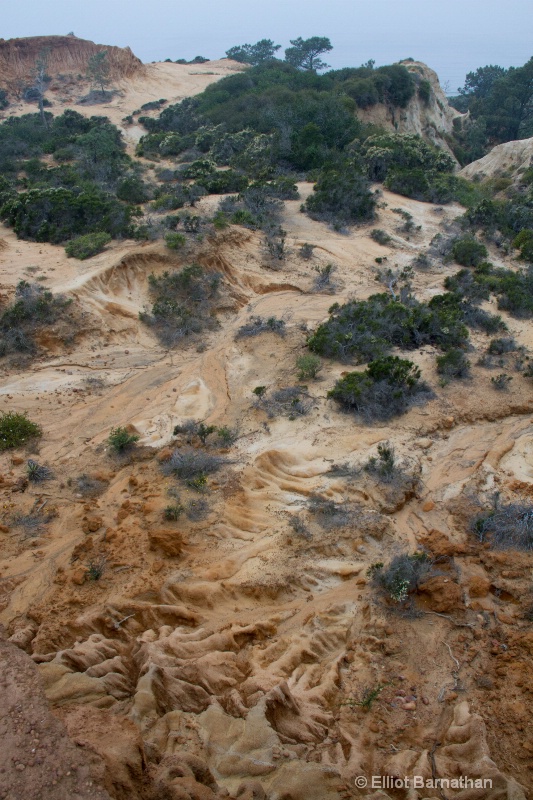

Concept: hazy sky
[[3, 0, 532, 92]]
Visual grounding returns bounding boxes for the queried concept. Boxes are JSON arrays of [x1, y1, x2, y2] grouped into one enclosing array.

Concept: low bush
[[0, 281, 73, 358], [451, 236, 488, 267], [140, 265, 221, 346], [308, 293, 468, 363], [307, 494, 354, 530], [436, 348, 470, 380], [304, 164, 376, 229], [296, 353, 321, 380], [328, 356, 430, 421], [161, 448, 226, 489], [370, 229, 392, 245], [65, 232, 111, 259], [312, 263, 337, 292], [471, 502, 533, 550], [0, 412, 42, 450], [369, 551, 432, 604], [26, 460, 53, 483], [488, 337, 518, 355], [107, 427, 139, 453], [491, 373, 513, 390], [236, 316, 285, 338], [164, 232, 187, 249]]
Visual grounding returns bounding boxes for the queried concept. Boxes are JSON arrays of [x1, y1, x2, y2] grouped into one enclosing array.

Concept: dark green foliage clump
[[308, 293, 467, 363], [370, 228, 391, 245], [225, 39, 281, 66], [363, 133, 455, 182], [1, 187, 132, 243], [364, 442, 398, 483], [0, 412, 42, 450], [26, 459, 53, 483], [328, 356, 429, 421], [107, 427, 139, 453], [140, 265, 221, 346], [451, 236, 488, 267], [436, 348, 470, 380], [0, 111, 140, 244], [0, 281, 72, 358], [65, 232, 111, 259], [471, 502, 533, 550], [304, 162, 376, 228]]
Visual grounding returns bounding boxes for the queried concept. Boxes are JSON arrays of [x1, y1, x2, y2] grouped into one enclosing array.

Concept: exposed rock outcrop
[[0, 35, 145, 95], [460, 136, 533, 182], [357, 60, 464, 156]]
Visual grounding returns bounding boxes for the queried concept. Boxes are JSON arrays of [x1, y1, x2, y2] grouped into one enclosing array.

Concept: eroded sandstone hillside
[[0, 43, 532, 800]]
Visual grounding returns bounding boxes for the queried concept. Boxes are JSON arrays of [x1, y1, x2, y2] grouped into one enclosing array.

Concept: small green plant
[[436, 348, 470, 380], [86, 557, 106, 581], [491, 373, 512, 391], [215, 426, 237, 446], [299, 243, 315, 260], [0, 412, 42, 450], [296, 353, 322, 381], [350, 684, 386, 710], [26, 460, 53, 483], [65, 232, 111, 260], [164, 232, 187, 250], [107, 427, 139, 453], [370, 229, 392, 246], [164, 503, 183, 520], [364, 442, 396, 482], [328, 356, 429, 421], [312, 263, 336, 292], [253, 385, 266, 397], [451, 236, 488, 268]]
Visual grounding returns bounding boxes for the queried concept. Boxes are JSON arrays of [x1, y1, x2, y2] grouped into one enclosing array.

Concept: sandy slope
[[0, 62, 532, 800]]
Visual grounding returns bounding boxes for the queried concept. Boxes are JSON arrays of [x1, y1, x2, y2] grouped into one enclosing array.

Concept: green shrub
[[304, 163, 376, 228], [107, 427, 139, 453], [296, 353, 322, 380], [164, 503, 184, 520], [1, 187, 132, 243], [116, 175, 150, 204], [512, 229, 533, 261], [328, 356, 429, 421], [491, 373, 512, 390], [370, 229, 391, 245], [451, 236, 488, 267], [26, 459, 53, 482], [0, 281, 73, 358], [0, 412, 42, 450], [436, 348, 470, 380], [363, 132, 455, 182], [140, 265, 221, 346], [65, 232, 111, 259], [308, 293, 468, 363], [164, 232, 187, 249]]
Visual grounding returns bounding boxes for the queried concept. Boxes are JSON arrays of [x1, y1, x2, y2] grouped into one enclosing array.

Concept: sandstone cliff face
[[460, 136, 533, 182], [0, 35, 145, 94], [357, 60, 464, 156]]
